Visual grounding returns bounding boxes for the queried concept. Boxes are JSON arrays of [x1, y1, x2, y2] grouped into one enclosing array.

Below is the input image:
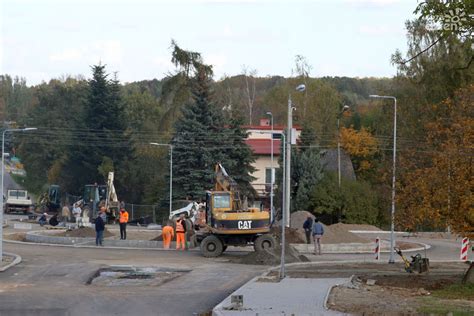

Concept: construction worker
[[119, 207, 129, 240], [312, 218, 324, 255], [162, 221, 174, 249], [95, 208, 105, 246], [72, 203, 82, 228], [175, 214, 187, 250]]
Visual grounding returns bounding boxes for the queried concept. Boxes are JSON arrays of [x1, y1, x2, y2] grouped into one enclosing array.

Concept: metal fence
[[123, 203, 169, 225]]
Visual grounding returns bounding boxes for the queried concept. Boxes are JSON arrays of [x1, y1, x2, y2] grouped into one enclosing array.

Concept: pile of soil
[[333, 223, 381, 231], [56, 227, 114, 238], [237, 244, 309, 265], [270, 226, 306, 244], [279, 211, 373, 244], [324, 223, 370, 244]]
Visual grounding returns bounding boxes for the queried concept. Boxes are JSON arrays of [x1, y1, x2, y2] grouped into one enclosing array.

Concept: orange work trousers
[[163, 233, 172, 249], [176, 232, 186, 250]]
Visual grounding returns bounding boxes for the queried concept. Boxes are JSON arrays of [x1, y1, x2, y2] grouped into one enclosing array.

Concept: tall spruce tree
[[76, 64, 130, 190], [226, 113, 256, 198], [172, 69, 255, 200], [171, 69, 228, 199]]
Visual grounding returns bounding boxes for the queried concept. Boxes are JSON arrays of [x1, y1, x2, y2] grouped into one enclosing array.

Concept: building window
[[265, 168, 274, 193]]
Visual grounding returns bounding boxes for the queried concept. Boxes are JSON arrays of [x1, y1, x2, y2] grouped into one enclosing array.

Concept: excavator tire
[[200, 235, 224, 257], [254, 234, 276, 252]]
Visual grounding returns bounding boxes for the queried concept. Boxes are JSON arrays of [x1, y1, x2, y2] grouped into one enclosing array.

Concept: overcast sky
[[1, 0, 417, 85]]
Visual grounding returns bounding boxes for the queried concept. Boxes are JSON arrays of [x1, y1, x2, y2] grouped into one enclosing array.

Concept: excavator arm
[[214, 164, 242, 211]]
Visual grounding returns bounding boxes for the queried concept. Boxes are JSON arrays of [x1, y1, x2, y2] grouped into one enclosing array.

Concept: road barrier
[[460, 237, 469, 261], [461, 237, 469, 261], [374, 237, 380, 260]]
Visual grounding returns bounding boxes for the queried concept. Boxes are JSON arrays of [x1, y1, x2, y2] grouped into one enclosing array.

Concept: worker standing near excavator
[[119, 207, 129, 240], [175, 214, 187, 250], [162, 221, 174, 249]]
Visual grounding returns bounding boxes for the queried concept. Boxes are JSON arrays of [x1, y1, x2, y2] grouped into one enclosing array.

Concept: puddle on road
[[87, 266, 191, 287]]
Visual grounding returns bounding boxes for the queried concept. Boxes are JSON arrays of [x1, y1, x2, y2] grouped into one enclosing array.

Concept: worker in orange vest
[[162, 221, 174, 249], [175, 214, 187, 250], [119, 207, 129, 240]]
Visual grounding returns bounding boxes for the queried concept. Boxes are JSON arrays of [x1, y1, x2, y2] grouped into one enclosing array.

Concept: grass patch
[[418, 297, 474, 316], [432, 282, 474, 300]]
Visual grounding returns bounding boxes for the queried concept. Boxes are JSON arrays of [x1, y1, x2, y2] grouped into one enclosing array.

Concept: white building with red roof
[[244, 118, 301, 207]]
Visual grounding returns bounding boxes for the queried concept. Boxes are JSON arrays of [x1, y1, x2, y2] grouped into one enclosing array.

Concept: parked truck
[[5, 189, 32, 214]]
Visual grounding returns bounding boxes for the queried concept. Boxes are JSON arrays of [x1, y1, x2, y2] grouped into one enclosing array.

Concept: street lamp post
[[150, 143, 173, 217], [265, 112, 274, 223], [285, 84, 306, 228], [369, 94, 397, 264], [337, 105, 350, 189], [257, 130, 287, 278], [1, 127, 37, 262]]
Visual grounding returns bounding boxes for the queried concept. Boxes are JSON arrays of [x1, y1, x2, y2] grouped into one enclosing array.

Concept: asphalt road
[[1, 242, 265, 316]]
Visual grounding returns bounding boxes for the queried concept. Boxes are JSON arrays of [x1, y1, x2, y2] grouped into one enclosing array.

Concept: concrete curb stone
[[0, 252, 22, 272]]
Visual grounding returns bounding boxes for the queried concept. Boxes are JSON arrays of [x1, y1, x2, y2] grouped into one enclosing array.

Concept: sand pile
[[56, 227, 114, 238], [334, 223, 381, 231], [322, 223, 369, 244], [270, 226, 306, 244], [289, 211, 315, 229]]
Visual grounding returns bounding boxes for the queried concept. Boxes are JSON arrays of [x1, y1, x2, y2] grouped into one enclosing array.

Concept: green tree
[[294, 147, 323, 211], [76, 65, 131, 196], [311, 172, 379, 225], [171, 70, 229, 199], [172, 69, 256, 201], [18, 78, 88, 194], [225, 113, 256, 198]]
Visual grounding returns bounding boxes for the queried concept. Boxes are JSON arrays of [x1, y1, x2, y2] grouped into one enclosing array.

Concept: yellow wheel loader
[[194, 164, 275, 257]]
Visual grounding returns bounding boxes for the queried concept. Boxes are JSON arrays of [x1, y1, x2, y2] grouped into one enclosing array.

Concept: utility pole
[[285, 84, 305, 229], [369, 95, 397, 264], [337, 105, 350, 188], [285, 95, 292, 228], [266, 112, 274, 223]]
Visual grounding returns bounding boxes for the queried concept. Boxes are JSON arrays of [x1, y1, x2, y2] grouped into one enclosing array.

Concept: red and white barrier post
[[460, 237, 469, 261], [375, 237, 381, 261]]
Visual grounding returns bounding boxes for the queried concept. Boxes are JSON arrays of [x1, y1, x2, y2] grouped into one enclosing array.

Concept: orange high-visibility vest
[[176, 219, 185, 233], [119, 211, 129, 223]]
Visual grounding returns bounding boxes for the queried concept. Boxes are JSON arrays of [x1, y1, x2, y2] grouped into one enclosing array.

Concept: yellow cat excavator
[[194, 164, 275, 257]]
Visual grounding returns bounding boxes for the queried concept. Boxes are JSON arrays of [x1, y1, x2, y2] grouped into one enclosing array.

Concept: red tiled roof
[[242, 125, 302, 131], [245, 139, 281, 155]]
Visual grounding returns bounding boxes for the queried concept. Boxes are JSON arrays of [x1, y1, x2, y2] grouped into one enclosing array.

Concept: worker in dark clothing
[[303, 216, 313, 244], [49, 213, 59, 227], [95, 209, 105, 246], [38, 213, 47, 226]]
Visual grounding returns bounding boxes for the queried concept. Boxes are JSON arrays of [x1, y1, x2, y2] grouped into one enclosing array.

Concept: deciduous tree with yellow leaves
[[340, 126, 379, 177], [397, 85, 473, 238]]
